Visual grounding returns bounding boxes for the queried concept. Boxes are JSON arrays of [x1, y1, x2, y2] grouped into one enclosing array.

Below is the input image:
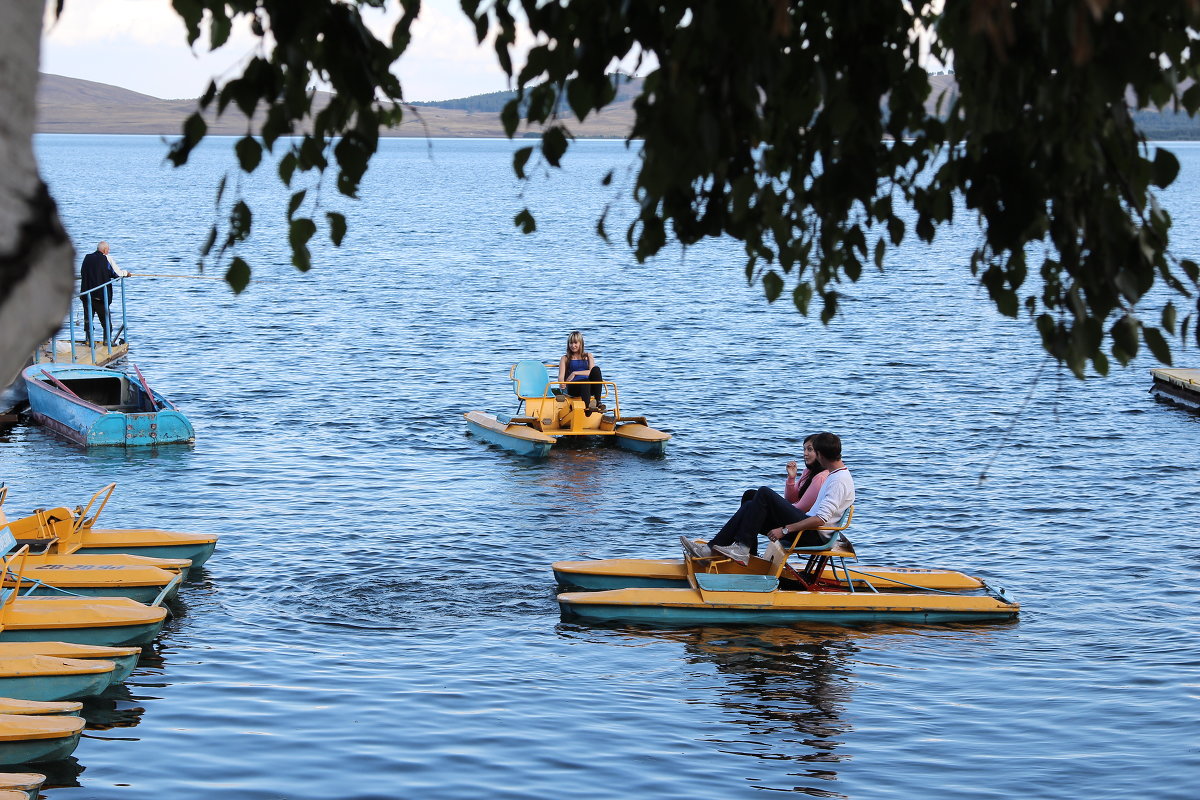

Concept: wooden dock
[[1149, 368, 1200, 411], [35, 339, 128, 368]]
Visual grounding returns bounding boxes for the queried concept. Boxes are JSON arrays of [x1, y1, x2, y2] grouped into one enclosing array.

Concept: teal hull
[[98, 653, 139, 684], [465, 417, 554, 458], [0, 670, 111, 702], [558, 600, 1018, 626], [20, 584, 175, 605], [0, 730, 82, 765], [613, 434, 666, 457], [553, 569, 682, 591], [76, 541, 216, 567], [0, 619, 165, 648]]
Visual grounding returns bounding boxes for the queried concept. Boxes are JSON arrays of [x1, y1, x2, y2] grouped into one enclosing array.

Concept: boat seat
[[510, 360, 553, 400], [770, 505, 855, 580]]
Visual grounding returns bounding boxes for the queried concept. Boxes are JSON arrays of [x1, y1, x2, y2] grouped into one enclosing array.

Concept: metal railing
[[43, 276, 129, 365]]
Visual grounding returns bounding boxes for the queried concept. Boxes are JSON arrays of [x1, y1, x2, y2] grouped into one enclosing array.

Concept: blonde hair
[[565, 330, 587, 359]]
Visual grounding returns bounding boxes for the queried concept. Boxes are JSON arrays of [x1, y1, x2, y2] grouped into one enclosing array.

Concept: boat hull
[[0, 598, 168, 648], [0, 716, 84, 765], [74, 531, 216, 567], [0, 644, 139, 686], [21, 364, 194, 447], [0, 659, 113, 702], [558, 587, 1019, 626], [552, 559, 987, 592], [464, 411, 554, 457]]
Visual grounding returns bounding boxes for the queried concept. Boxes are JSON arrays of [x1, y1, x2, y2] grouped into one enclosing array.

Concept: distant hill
[[35, 72, 636, 139], [34, 72, 1200, 140]]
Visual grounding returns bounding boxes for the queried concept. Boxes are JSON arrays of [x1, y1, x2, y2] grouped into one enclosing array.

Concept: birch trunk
[[0, 4, 74, 387]]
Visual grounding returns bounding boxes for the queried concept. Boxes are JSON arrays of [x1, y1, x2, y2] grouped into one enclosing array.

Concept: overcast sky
[[39, 0, 511, 102]]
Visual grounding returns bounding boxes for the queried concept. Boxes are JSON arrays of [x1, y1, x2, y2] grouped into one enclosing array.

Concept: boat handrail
[[74, 483, 117, 533]]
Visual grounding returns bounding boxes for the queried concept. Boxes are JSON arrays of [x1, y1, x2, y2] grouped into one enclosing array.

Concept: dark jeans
[[566, 366, 603, 405], [82, 294, 110, 344], [709, 486, 827, 554]]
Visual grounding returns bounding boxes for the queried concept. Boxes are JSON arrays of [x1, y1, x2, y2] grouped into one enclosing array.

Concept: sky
[[39, 0, 514, 102]]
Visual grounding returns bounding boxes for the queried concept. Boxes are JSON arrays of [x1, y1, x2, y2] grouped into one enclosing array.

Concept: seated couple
[[681, 432, 855, 566]]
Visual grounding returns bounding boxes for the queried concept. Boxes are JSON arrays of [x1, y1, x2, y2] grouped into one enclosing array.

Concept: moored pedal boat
[[0, 771, 46, 800], [0, 714, 85, 765], [465, 360, 670, 458], [0, 699, 82, 717], [0, 657, 115, 702], [21, 362, 194, 447], [3, 485, 215, 569], [0, 644, 139, 685], [0, 548, 167, 648]]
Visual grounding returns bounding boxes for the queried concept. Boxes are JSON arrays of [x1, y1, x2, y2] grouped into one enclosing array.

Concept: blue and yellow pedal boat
[[0, 548, 168, 648], [465, 360, 670, 458], [1, 485, 217, 569], [0, 714, 85, 765], [557, 509, 1019, 626]]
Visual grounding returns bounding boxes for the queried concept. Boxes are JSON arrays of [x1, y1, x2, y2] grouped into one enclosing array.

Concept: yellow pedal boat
[[465, 360, 670, 457], [0, 643, 140, 684], [0, 484, 216, 568], [0, 549, 167, 648], [0, 714, 85, 765], [0, 771, 46, 800], [0, 698, 82, 717], [557, 508, 1019, 626]]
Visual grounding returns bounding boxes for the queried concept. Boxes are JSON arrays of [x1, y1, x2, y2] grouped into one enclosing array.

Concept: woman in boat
[[558, 330, 605, 413], [705, 434, 830, 558], [681, 432, 854, 565]]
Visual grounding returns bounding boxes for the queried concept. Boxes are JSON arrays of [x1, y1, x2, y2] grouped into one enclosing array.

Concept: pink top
[[785, 468, 829, 513]]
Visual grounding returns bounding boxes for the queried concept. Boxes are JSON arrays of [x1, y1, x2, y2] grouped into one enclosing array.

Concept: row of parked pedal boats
[[0, 482, 217, 787]]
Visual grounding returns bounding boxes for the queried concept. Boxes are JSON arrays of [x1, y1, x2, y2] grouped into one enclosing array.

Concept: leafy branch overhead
[[172, 0, 1200, 376]]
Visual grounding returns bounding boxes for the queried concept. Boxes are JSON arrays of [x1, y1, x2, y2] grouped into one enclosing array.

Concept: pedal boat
[[0, 698, 82, 717], [0, 549, 168, 648], [464, 360, 670, 457], [0, 644, 140, 685], [1, 510, 186, 603], [21, 362, 194, 447], [0, 656, 116, 702], [0, 770, 46, 800], [2, 485, 215, 569], [0, 714, 85, 765], [557, 508, 1019, 626]]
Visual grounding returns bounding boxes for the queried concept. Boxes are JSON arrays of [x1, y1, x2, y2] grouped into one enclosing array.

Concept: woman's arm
[[558, 356, 568, 383], [792, 470, 829, 512]]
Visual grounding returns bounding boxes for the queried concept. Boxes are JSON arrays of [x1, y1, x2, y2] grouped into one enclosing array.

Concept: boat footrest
[[695, 574, 779, 593]]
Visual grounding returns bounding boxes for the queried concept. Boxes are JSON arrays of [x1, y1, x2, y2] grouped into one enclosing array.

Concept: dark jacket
[[80, 250, 117, 303]]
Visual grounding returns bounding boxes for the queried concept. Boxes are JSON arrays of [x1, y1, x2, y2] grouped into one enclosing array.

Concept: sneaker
[[679, 536, 712, 559], [712, 542, 751, 565]]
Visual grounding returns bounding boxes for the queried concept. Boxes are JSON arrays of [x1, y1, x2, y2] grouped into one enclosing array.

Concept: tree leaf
[[1143, 325, 1172, 365], [762, 270, 784, 303], [514, 208, 537, 234], [513, 146, 533, 179], [1152, 148, 1180, 189], [327, 212, 347, 246], [289, 218, 317, 271], [225, 257, 251, 294], [235, 136, 262, 173]]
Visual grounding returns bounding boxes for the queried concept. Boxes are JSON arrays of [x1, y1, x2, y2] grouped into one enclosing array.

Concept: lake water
[[0, 133, 1196, 799]]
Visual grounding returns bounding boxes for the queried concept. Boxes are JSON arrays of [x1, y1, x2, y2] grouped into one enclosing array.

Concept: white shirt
[[107, 255, 130, 277], [805, 467, 855, 524]]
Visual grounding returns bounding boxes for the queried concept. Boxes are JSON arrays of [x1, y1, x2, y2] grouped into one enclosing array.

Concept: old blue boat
[[21, 363, 193, 447]]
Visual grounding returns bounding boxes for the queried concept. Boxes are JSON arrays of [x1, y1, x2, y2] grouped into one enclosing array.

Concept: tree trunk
[[0, 5, 74, 388]]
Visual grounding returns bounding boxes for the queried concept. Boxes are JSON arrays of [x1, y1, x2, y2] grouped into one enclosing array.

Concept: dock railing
[[39, 276, 129, 366]]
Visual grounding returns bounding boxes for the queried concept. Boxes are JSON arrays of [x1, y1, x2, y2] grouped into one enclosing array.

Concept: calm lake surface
[[1, 134, 1196, 799]]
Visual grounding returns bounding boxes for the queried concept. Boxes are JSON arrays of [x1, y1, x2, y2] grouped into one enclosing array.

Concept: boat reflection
[[557, 622, 1006, 797]]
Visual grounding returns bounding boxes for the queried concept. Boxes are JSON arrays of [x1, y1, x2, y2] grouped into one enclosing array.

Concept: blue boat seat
[[511, 360, 553, 400], [770, 505, 855, 581]]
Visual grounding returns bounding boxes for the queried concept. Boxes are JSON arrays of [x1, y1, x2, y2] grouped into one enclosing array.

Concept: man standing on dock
[[79, 241, 129, 344]]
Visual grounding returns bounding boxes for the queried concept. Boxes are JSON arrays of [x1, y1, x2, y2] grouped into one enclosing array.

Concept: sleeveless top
[[567, 357, 590, 379]]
